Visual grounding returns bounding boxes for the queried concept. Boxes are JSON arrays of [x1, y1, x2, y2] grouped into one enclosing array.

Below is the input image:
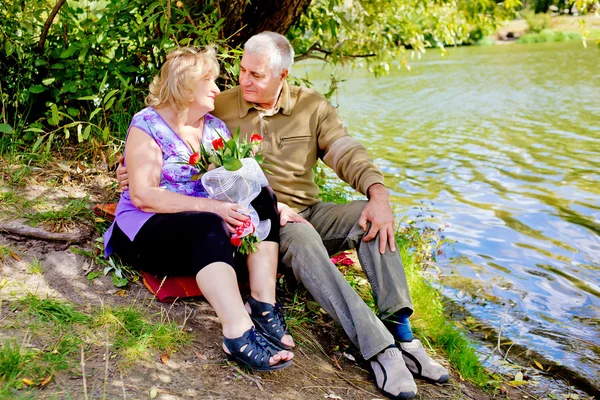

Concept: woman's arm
[[126, 127, 248, 229]]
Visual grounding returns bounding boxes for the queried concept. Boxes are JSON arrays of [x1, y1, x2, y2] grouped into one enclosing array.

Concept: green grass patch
[[0, 245, 12, 263], [518, 29, 582, 43], [401, 249, 494, 387], [23, 196, 92, 232], [15, 294, 90, 325], [91, 305, 191, 366], [26, 257, 43, 275], [1, 293, 192, 395]]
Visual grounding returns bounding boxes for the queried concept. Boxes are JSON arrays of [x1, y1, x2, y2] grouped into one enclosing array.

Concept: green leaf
[[32, 136, 44, 152], [82, 125, 92, 141], [223, 157, 242, 171], [77, 124, 83, 142], [78, 95, 97, 101], [59, 46, 78, 59], [25, 127, 45, 133], [113, 274, 128, 287], [64, 127, 70, 139], [253, 155, 264, 164], [35, 59, 49, 67], [50, 63, 65, 69], [45, 133, 54, 153], [29, 85, 47, 94], [0, 124, 13, 134], [103, 89, 119, 104], [89, 108, 102, 120], [42, 78, 55, 86], [102, 126, 110, 142], [105, 97, 115, 110], [51, 104, 59, 126]]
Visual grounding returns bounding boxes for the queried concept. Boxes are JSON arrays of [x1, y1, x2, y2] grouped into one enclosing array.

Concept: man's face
[[239, 52, 286, 108]]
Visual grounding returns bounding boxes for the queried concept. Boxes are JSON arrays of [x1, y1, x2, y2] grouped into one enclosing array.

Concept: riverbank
[[0, 157, 537, 399], [495, 14, 600, 43]]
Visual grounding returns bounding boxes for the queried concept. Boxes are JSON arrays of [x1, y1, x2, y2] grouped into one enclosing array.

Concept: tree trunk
[[195, 0, 312, 48]]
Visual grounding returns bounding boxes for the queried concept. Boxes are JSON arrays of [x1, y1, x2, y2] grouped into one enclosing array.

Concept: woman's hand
[[212, 201, 250, 232], [277, 202, 312, 227]]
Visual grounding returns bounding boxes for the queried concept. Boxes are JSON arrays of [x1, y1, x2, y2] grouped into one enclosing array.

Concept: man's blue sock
[[384, 311, 414, 342]]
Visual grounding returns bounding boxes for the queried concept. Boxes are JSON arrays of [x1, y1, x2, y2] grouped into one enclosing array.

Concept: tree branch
[[38, 0, 67, 53], [294, 43, 376, 63]]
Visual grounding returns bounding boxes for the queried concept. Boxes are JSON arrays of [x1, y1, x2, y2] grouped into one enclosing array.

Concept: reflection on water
[[299, 41, 600, 389]]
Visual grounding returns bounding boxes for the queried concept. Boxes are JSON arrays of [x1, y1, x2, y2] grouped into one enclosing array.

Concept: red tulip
[[250, 133, 262, 143], [188, 152, 200, 165], [231, 237, 242, 246], [212, 137, 224, 150]]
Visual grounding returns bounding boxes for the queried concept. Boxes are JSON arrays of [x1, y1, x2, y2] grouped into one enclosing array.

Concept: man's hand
[[278, 202, 312, 227], [359, 184, 396, 254], [116, 155, 129, 191]]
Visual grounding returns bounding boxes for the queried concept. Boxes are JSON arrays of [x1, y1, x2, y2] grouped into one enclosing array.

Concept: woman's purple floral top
[[104, 107, 230, 256]]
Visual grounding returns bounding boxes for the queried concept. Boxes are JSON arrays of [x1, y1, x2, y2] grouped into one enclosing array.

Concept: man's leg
[[303, 201, 449, 384], [304, 201, 412, 319], [279, 221, 394, 360]]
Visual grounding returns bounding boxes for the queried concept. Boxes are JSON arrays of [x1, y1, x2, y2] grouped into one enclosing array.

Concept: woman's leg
[[196, 261, 292, 363], [112, 211, 292, 365], [245, 187, 294, 347]]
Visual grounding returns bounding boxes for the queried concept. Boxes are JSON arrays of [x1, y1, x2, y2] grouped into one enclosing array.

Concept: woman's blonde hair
[[145, 46, 219, 117]]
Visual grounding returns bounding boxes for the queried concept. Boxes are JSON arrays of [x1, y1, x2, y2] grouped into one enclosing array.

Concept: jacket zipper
[[279, 135, 312, 149]]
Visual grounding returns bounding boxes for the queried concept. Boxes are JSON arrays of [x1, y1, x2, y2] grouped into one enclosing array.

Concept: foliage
[[522, 10, 552, 33], [289, 0, 522, 76], [0, 0, 229, 157], [1, 0, 524, 158]]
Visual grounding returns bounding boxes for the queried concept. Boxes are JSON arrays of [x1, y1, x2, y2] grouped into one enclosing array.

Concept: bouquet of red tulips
[[187, 129, 268, 254]]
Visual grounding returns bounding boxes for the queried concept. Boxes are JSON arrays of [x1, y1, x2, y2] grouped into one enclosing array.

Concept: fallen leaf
[[194, 351, 207, 361], [10, 251, 21, 261], [150, 387, 158, 399], [22, 378, 35, 386], [115, 290, 127, 296], [160, 353, 170, 364], [342, 352, 355, 362], [41, 376, 52, 387], [533, 360, 544, 371], [514, 371, 523, 382]]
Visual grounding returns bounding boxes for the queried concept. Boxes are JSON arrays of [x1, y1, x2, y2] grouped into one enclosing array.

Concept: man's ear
[[280, 69, 289, 80]]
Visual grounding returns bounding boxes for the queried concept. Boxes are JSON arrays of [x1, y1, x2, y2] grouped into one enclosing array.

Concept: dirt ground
[[0, 164, 530, 400]]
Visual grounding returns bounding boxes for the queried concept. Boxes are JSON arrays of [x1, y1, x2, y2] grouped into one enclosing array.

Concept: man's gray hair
[[244, 31, 294, 77]]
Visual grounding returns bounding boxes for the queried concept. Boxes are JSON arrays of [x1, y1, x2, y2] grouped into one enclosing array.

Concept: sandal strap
[[223, 327, 277, 369], [248, 296, 290, 346]]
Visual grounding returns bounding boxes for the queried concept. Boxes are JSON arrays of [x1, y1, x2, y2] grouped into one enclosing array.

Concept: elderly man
[[118, 32, 449, 399]]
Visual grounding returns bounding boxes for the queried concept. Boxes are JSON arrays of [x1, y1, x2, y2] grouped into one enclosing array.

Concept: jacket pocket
[[278, 135, 312, 149]]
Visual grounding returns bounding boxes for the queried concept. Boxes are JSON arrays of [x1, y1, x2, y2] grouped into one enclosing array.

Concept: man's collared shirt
[[213, 81, 384, 212]]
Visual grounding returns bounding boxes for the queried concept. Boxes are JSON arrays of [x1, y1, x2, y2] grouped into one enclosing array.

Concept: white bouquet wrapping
[[201, 158, 271, 252]]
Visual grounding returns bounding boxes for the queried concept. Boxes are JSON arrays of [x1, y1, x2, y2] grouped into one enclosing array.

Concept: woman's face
[[189, 73, 220, 115]]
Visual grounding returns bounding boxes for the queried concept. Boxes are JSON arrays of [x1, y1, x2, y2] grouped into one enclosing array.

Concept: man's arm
[[316, 100, 395, 254]]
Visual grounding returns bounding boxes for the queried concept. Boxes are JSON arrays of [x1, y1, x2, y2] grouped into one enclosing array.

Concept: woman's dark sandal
[[223, 327, 293, 372], [247, 296, 293, 350]]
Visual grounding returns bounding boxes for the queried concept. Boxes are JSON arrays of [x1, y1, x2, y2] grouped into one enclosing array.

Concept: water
[[298, 41, 600, 391]]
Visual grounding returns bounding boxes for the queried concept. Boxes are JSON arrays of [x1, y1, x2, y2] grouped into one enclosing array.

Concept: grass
[[23, 196, 92, 232], [26, 257, 43, 275], [0, 292, 191, 395], [0, 245, 12, 262]]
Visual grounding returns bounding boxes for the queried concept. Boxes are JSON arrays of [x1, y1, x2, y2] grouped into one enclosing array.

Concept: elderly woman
[[103, 47, 294, 371]]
